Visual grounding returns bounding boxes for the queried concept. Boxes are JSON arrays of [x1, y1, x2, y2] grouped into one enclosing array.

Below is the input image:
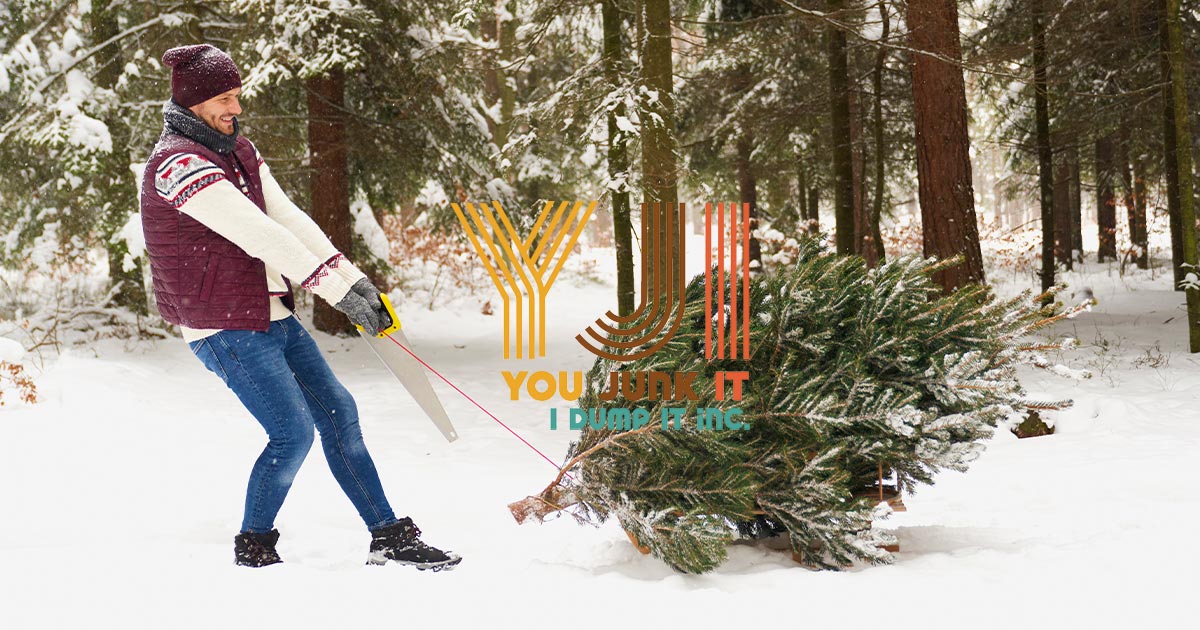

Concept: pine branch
[[1, 12, 193, 142]]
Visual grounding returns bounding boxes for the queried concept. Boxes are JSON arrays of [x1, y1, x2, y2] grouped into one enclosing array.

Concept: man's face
[[188, 87, 242, 135]]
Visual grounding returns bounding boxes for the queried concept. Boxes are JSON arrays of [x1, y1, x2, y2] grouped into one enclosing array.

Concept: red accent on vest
[[140, 134, 295, 331]]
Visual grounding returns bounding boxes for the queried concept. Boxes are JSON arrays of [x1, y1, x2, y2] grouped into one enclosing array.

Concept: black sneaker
[[367, 517, 462, 571], [234, 529, 282, 567]]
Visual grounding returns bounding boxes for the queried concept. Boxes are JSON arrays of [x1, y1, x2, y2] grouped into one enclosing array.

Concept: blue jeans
[[188, 317, 399, 534]]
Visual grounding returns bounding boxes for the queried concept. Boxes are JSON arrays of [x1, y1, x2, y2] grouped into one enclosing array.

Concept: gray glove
[[335, 287, 383, 334], [350, 277, 393, 331]]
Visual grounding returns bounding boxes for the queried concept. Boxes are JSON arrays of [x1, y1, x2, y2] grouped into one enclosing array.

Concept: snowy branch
[[0, 12, 192, 142]]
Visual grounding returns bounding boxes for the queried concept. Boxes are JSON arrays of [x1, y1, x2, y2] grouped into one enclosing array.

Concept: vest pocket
[[199, 252, 221, 302]]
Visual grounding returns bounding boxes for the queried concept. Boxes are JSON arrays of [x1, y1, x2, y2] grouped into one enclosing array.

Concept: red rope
[[381, 333, 570, 477]]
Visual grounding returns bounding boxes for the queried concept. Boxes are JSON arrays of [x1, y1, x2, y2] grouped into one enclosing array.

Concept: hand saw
[[356, 294, 459, 443]]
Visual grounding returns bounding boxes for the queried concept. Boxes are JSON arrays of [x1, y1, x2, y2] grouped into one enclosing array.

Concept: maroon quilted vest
[[140, 132, 295, 331]]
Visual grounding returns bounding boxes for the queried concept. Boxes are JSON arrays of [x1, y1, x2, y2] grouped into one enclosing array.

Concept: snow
[[61, 28, 84, 55], [406, 24, 437, 57], [28, 220, 61, 270], [579, 142, 598, 168], [0, 336, 24, 362], [483, 176, 514, 201], [11, 34, 42, 70], [117, 212, 145, 272], [1182, 269, 1200, 291], [56, 69, 112, 153], [862, 4, 885, 41], [1, 233, 1198, 629], [604, 170, 628, 193], [614, 114, 637, 134], [415, 179, 450, 209], [350, 201, 390, 262]]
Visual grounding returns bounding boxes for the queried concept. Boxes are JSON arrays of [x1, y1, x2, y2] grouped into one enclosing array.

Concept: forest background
[[1, 0, 1198, 354]]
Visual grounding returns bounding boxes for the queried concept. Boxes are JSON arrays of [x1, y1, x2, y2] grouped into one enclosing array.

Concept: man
[[140, 44, 460, 571]]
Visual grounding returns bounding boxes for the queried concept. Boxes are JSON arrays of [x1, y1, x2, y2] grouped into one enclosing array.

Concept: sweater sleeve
[[258, 160, 369, 288], [154, 152, 355, 306]]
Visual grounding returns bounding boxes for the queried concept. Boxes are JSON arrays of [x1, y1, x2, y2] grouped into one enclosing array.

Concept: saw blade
[[359, 328, 459, 442]]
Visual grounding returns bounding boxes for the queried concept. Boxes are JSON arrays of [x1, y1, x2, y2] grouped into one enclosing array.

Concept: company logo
[[579, 201, 752, 361], [452, 200, 595, 359], [577, 202, 688, 361], [704, 201, 752, 361], [455, 198, 755, 433]]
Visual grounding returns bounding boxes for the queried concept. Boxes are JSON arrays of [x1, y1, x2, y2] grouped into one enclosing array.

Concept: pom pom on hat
[[162, 44, 242, 108]]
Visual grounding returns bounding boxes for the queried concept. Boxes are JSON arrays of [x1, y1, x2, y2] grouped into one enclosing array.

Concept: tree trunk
[[1070, 146, 1083, 262], [765, 174, 789, 230], [907, 0, 984, 292], [827, 0, 855, 255], [1118, 122, 1136, 266], [641, 0, 678, 282], [91, 0, 147, 314], [1132, 150, 1150, 269], [797, 156, 809, 232], [603, 0, 635, 317], [1095, 133, 1118, 262], [480, 2, 500, 142], [736, 133, 762, 268], [1053, 149, 1072, 270], [871, 1, 890, 264], [640, 0, 678, 207], [807, 187, 820, 232], [1033, 0, 1055, 300], [498, 0, 517, 162], [1164, 0, 1200, 351], [850, 87, 874, 266], [307, 68, 354, 335], [1161, 10, 1186, 287], [799, 139, 820, 234]]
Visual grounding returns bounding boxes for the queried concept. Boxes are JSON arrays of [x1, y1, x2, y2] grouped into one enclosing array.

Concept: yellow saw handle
[[356, 293, 403, 338]]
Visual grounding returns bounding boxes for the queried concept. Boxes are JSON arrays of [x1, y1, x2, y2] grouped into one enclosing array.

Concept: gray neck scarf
[[162, 99, 240, 154]]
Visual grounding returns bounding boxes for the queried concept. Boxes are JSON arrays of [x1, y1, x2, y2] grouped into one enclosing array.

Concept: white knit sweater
[[155, 151, 367, 341]]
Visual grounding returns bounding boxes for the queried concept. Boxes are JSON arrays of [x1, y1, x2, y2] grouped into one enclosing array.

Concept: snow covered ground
[[2, 238, 1198, 629]]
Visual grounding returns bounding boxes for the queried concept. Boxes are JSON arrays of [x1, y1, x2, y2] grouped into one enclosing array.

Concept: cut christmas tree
[[510, 240, 1088, 573]]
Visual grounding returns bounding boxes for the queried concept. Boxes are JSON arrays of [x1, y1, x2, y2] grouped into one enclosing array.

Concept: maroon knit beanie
[[161, 44, 242, 108]]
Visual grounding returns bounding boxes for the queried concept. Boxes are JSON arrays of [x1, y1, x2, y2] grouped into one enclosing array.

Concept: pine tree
[[0, 1, 213, 310], [908, 0, 984, 292], [827, 0, 855, 255], [973, 0, 1186, 279], [510, 239, 1086, 572], [1163, 0, 1200, 352], [640, 0, 678, 214], [602, 0, 636, 316], [231, 0, 498, 324], [234, 0, 381, 334]]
